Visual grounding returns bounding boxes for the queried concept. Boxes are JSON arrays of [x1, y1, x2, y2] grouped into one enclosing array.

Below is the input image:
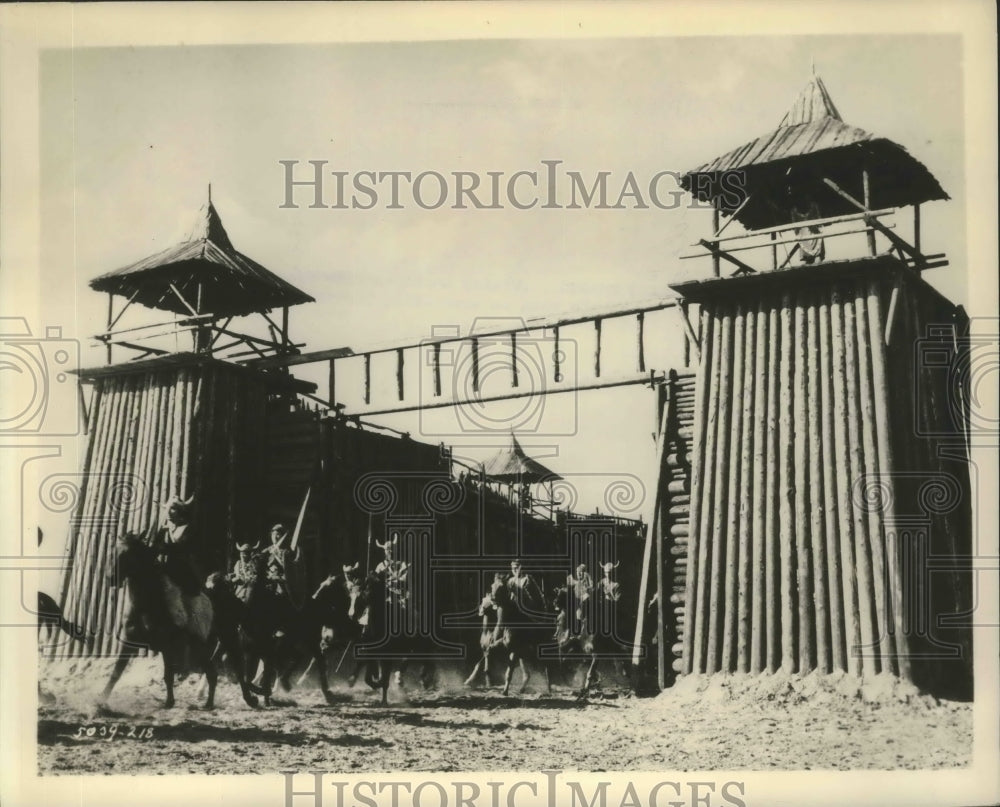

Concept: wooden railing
[[681, 206, 947, 277]]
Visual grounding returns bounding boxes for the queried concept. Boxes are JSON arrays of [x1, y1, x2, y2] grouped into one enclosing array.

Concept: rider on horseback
[[374, 533, 410, 608], [152, 495, 205, 595], [567, 563, 594, 634], [264, 523, 299, 599], [227, 541, 260, 602], [507, 558, 544, 614]]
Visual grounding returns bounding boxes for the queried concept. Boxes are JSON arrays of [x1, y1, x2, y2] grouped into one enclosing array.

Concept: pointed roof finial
[[208, 183, 212, 205], [811, 56, 816, 76]]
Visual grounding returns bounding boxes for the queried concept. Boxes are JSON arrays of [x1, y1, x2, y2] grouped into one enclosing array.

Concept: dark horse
[[473, 574, 555, 696], [348, 572, 436, 705], [99, 533, 257, 710], [206, 570, 339, 706], [550, 582, 629, 699]]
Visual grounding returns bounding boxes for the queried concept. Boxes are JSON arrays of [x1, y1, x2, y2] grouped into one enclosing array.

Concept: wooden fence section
[[54, 358, 270, 658], [671, 256, 972, 695]]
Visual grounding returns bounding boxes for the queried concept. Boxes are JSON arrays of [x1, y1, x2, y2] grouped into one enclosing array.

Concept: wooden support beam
[[108, 289, 141, 332], [699, 240, 757, 275], [328, 358, 337, 405], [396, 348, 405, 401], [656, 378, 671, 688], [636, 313, 646, 373], [713, 194, 752, 238], [116, 340, 169, 356], [553, 327, 562, 382], [884, 276, 902, 346], [711, 209, 721, 277], [863, 170, 876, 256], [105, 294, 113, 364], [779, 242, 800, 269], [209, 316, 234, 348], [594, 318, 603, 378], [354, 371, 665, 418], [432, 343, 442, 397], [363, 353, 371, 404], [282, 306, 290, 346], [471, 337, 480, 392], [678, 303, 701, 362], [77, 381, 90, 433], [632, 381, 671, 671], [913, 204, 921, 254], [822, 176, 924, 265], [511, 332, 519, 388], [168, 283, 199, 316]]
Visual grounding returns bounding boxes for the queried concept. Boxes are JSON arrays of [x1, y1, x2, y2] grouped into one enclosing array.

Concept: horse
[[98, 533, 256, 710], [463, 592, 503, 688], [207, 569, 339, 706], [480, 573, 556, 697], [37, 591, 91, 649], [347, 572, 436, 705], [550, 581, 630, 699]]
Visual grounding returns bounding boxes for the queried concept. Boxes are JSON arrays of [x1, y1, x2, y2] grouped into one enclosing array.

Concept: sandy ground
[[37, 656, 971, 774]]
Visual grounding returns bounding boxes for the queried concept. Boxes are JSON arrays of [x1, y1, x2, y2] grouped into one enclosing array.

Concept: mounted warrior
[[151, 494, 205, 596]]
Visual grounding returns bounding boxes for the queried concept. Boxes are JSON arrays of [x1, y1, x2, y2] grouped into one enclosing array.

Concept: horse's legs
[[195, 641, 218, 710], [517, 656, 530, 695], [162, 648, 175, 709], [219, 632, 258, 708], [502, 652, 516, 697], [98, 644, 137, 707], [379, 662, 389, 706], [464, 655, 486, 687], [313, 646, 335, 705], [580, 654, 599, 699], [297, 656, 317, 688]]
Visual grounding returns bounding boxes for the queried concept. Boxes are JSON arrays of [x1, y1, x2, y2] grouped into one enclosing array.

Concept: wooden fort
[[55, 75, 972, 699], [54, 194, 648, 662]]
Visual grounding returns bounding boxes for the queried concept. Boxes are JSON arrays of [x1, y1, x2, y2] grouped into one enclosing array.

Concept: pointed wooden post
[[712, 208, 721, 277], [105, 293, 113, 364], [863, 170, 876, 256], [511, 332, 519, 388]]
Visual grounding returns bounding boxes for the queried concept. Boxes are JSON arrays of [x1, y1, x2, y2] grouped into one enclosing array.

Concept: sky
[[35, 33, 966, 539]]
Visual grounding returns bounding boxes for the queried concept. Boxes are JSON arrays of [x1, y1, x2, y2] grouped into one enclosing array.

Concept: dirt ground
[[37, 656, 971, 774]]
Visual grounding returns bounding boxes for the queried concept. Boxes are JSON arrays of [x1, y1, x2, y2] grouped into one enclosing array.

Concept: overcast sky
[[38, 34, 966, 518]]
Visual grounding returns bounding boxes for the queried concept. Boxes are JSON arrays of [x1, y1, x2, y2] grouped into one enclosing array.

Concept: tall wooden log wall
[[55, 359, 269, 658], [673, 258, 972, 696]]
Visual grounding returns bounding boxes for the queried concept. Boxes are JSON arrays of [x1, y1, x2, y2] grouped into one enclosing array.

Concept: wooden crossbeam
[[713, 193, 752, 238], [701, 207, 893, 245], [209, 317, 234, 348], [352, 371, 666, 418], [678, 303, 701, 361], [108, 289, 141, 331], [821, 177, 924, 265], [169, 283, 199, 316], [116, 340, 169, 356], [95, 312, 214, 341], [699, 239, 757, 275]]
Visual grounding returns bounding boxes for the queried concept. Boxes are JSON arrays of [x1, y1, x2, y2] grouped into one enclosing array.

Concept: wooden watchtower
[[664, 74, 972, 698], [55, 194, 316, 658]]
